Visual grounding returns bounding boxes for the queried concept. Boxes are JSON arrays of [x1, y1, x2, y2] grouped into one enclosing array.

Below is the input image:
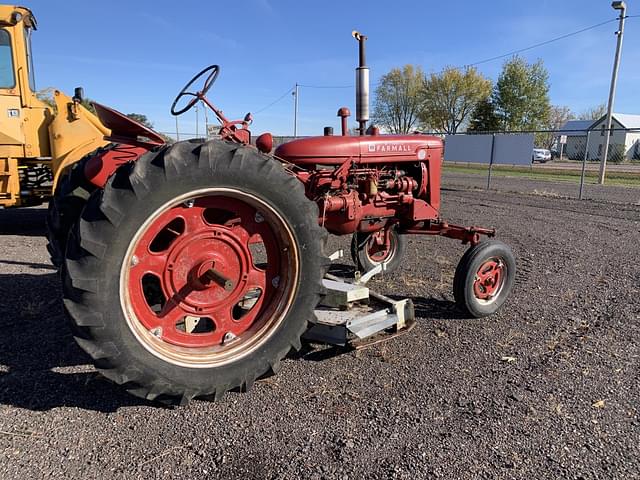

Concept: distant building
[[559, 113, 640, 161]]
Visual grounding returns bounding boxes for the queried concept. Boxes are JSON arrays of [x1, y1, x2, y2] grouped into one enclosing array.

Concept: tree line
[[372, 56, 606, 147]]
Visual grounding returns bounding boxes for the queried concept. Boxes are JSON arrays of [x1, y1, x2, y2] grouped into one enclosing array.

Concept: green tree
[[126, 113, 154, 129], [420, 66, 492, 134], [35, 88, 97, 114], [126, 113, 174, 144], [493, 56, 551, 132], [468, 98, 501, 132], [372, 65, 424, 134]]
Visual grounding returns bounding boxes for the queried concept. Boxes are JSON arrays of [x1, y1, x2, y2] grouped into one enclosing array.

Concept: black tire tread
[[46, 144, 115, 267], [453, 240, 516, 318], [62, 140, 327, 404]]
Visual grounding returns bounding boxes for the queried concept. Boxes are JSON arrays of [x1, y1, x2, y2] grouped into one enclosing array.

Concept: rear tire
[[46, 145, 114, 267], [62, 140, 327, 404], [453, 240, 515, 318], [351, 227, 406, 274]]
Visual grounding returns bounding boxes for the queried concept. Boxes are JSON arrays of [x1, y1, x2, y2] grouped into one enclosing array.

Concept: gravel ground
[[0, 181, 639, 479], [443, 171, 640, 205]]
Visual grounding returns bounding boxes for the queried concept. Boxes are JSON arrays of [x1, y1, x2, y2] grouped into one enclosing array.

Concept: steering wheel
[[170, 65, 220, 116]]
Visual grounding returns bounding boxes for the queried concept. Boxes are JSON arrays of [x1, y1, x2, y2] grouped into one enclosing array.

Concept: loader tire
[[351, 226, 406, 274], [46, 145, 114, 267], [62, 140, 327, 405], [453, 240, 516, 318]]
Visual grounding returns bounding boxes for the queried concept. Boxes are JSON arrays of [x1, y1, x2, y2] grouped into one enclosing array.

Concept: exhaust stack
[[352, 31, 369, 136]]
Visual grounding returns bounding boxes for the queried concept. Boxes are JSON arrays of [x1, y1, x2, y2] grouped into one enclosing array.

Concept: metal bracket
[[328, 249, 344, 261], [354, 263, 386, 285], [308, 262, 414, 346]]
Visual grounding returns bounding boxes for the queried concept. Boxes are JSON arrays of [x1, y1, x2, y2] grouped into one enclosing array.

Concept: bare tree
[[539, 105, 575, 149], [372, 65, 424, 134], [579, 103, 607, 120], [420, 66, 492, 134]]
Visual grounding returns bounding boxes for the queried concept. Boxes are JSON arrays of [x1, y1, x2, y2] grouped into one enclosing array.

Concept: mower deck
[[305, 252, 415, 347]]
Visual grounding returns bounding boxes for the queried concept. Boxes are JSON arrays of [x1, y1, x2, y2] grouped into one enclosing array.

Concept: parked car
[[532, 148, 552, 163]]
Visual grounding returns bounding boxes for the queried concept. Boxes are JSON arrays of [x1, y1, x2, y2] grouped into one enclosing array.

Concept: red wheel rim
[[120, 189, 299, 367], [473, 258, 505, 303], [366, 230, 395, 263]]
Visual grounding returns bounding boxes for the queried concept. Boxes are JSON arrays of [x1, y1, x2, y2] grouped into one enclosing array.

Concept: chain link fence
[[437, 126, 640, 203], [160, 125, 640, 204]]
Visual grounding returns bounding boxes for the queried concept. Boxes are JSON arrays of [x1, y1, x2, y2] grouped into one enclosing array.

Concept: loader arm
[[48, 90, 111, 190]]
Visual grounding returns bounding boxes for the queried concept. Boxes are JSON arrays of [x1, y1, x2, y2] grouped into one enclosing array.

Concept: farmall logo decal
[[367, 143, 413, 153]]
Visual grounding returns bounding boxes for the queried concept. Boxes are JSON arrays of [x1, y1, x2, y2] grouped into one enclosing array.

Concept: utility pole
[[175, 116, 180, 141], [293, 83, 299, 138], [195, 103, 199, 139], [599, 1, 627, 185], [203, 102, 209, 139]]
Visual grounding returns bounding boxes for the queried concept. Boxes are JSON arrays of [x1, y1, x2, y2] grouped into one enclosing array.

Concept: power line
[[254, 16, 632, 111], [298, 83, 353, 89], [465, 18, 618, 68], [299, 81, 384, 90], [300, 17, 624, 88], [253, 86, 295, 114]]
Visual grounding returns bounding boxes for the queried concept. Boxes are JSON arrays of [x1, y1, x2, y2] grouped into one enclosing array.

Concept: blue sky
[[25, 0, 639, 137]]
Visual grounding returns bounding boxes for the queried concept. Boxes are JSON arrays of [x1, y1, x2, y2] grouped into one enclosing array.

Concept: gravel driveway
[[0, 184, 638, 479]]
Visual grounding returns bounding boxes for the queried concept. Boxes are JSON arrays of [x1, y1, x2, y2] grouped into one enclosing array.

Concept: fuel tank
[[274, 134, 443, 166]]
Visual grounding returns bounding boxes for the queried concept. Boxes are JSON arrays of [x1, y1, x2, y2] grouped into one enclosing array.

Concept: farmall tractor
[[2, 5, 515, 404]]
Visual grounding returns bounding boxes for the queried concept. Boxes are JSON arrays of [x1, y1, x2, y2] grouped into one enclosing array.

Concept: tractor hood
[[274, 134, 442, 166]]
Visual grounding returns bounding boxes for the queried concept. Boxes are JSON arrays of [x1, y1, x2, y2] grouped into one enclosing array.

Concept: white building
[[559, 113, 640, 162]]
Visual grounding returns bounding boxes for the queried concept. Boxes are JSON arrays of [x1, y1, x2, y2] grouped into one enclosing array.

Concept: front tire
[[453, 240, 515, 318], [351, 227, 406, 274], [62, 140, 327, 404]]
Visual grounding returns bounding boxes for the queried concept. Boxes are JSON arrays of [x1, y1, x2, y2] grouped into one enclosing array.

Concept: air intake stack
[[352, 31, 369, 136]]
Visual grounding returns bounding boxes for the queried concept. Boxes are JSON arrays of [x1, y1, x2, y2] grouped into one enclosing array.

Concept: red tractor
[[48, 32, 515, 404]]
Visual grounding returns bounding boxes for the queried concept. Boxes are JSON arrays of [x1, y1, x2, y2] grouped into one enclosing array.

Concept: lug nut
[[222, 332, 237, 344]]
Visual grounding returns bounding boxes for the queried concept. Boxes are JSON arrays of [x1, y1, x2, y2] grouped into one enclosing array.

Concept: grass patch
[[443, 163, 640, 187]]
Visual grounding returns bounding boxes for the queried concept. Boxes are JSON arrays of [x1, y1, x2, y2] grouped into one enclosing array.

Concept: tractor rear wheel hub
[[163, 229, 248, 310]]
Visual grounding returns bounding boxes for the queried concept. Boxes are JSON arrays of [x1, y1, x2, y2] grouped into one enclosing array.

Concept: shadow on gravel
[[411, 296, 469, 320], [0, 272, 152, 412], [290, 296, 468, 364], [327, 262, 356, 277], [289, 343, 350, 362], [0, 261, 467, 411], [0, 259, 57, 270], [0, 206, 47, 236]]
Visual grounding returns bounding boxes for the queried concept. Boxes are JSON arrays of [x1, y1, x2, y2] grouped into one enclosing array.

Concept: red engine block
[[275, 133, 443, 236]]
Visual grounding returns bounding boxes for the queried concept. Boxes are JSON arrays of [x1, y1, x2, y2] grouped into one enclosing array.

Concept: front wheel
[[62, 140, 327, 404], [351, 227, 406, 274], [453, 240, 515, 318]]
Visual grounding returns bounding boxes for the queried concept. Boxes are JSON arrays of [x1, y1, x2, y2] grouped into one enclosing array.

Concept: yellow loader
[[0, 5, 165, 264]]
